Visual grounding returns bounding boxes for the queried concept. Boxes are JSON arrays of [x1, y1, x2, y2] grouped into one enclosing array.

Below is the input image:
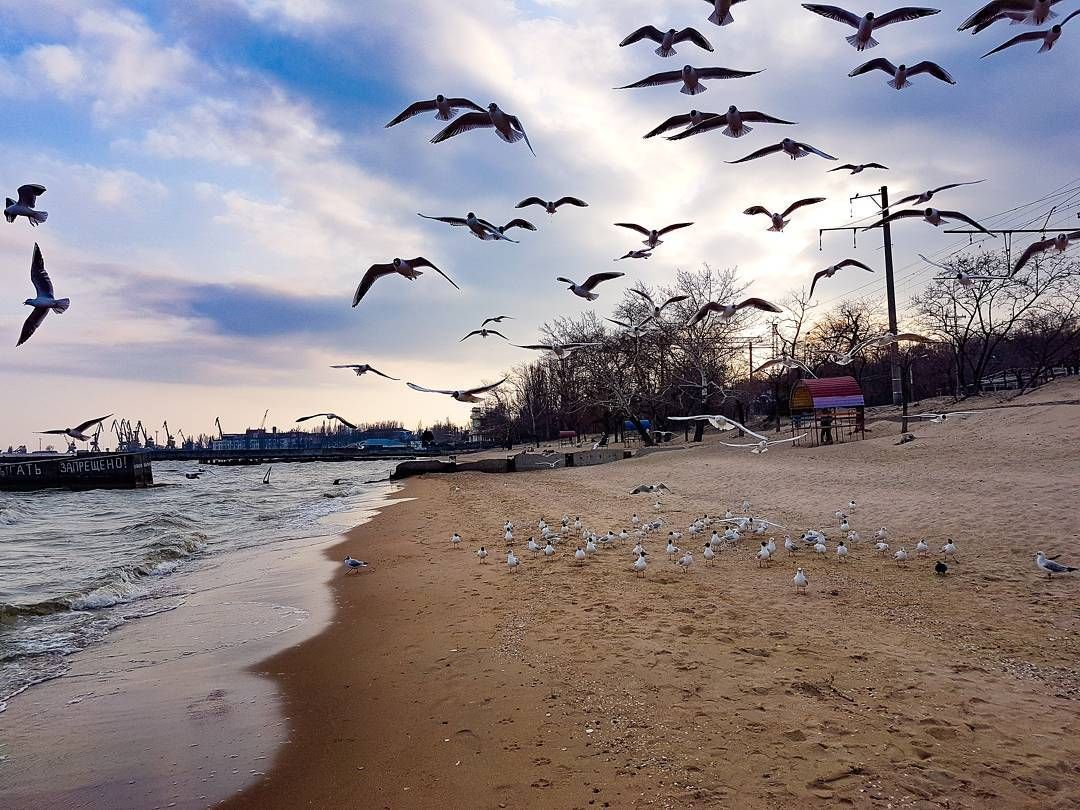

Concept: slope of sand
[[227, 380, 1080, 809]]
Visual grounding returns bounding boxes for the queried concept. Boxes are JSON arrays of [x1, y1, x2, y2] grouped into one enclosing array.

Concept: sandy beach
[[225, 379, 1080, 810]]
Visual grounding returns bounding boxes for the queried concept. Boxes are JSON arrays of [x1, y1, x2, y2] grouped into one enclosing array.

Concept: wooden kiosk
[[790, 377, 866, 447]]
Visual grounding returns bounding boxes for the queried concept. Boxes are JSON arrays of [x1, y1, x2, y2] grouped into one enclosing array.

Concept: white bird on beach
[[39, 413, 114, 443], [848, 530, 860, 544], [614, 221, 694, 249], [677, 552, 694, 571], [406, 378, 507, 403], [875, 527, 889, 541], [785, 536, 798, 554], [814, 540, 827, 555], [619, 25, 714, 57], [793, 567, 809, 593], [477, 547, 488, 563], [555, 272, 625, 301], [757, 543, 772, 567], [913, 411, 983, 423], [451, 532, 462, 548], [544, 541, 556, 558], [848, 58, 956, 89], [894, 548, 910, 564], [941, 540, 958, 560], [631, 482, 672, 495], [743, 197, 827, 232], [615, 64, 762, 95], [385, 95, 484, 126], [982, 10, 1080, 56], [666, 539, 681, 558], [430, 102, 535, 155], [703, 544, 716, 565], [352, 257, 458, 307], [1035, 551, 1077, 579], [17, 244, 70, 347], [634, 551, 648, 577], [505, 527, 514, 543], [575, 546, 587, 563], [766, 537, 777, 555], [688, 298, 783, 326], [801, 4, 941, 50], [5, 184, 48, 226], [668, 105, 797, 140], [875, 541, 890, 555], [330, 363, 399, 380], [916, 539, 930, 556], [809, 259, 875, 299], [527, 537, 540, 553], [727, 138, 837, 164], [837, 541, 849, 562], [632, 514, 641, 526], [343, 556, 368, 573], [507, 550, 520, 571], [848, 500, 857, 512]]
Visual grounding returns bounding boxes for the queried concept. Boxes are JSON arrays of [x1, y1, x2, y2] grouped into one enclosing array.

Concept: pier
[[0, 452, 154, 491]]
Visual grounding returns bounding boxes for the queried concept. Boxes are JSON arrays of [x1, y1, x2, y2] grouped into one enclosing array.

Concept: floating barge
[[0, 452, 154, 491]]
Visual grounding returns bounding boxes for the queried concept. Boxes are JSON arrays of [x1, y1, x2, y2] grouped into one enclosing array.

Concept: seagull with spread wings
[[743, 197, 826, 232], [809, 258, 874, 298], [894, 180, 986, 207], [430, 103, 535, 156], [668, 104, 796, 139], [615, 249, 655, 261], [960, 0, 1064, 33], [5, 184, 48, 226], [17, 244, 70, 347], [629, 288, 690, 318], [1011, 231, 1080, 276], [418, 211, 518, 242], [406, 379, 508, 403], [848, 58, 956, 89], [297, 413, 358, 429], [753, 356, 818, 377], [829, 162, 889, 174], [460, 328, 509, 342], [385, 95, 484, 126], [863, 207, 995, 236], [38, 414, 113, 443], [614, 221, 694, 248], [619, 25, 714, 57], [713, 417, 807, 453], [481, 315, 514, 326], [515, 342, 601, 360], [556, 272, 625, 301], [643, 110, 719, 138], [615, 64, 762, 95], [981, 10, 1080, 55], [352, 257, 458, 307], [330, 364, 399, 380], [607, 316, 656, 338], [703, 0, 750, 26], [688, 298, 782, 326], [728, 138, 837, 163], [920, 253, 1000, 287], [515, 196, 588, 214], [486, 218, 537, 237], [667, 414, 739, 431], [801, 4, 941, 50]]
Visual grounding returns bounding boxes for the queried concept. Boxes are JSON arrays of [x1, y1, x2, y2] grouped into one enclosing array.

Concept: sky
[[0, 0, 1077, 449]]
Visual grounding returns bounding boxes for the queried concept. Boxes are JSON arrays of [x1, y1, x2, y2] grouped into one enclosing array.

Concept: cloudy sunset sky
[[1, 0, 1077, 448]]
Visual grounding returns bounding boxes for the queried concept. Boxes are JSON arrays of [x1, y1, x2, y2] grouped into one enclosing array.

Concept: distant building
[[211, 427, 319, 452]]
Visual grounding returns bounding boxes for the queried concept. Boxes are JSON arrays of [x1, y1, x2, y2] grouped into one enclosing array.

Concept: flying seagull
[[515, 196, 588, 214], [981, 10, 1080, 56], [486, 218, 537, 236], [39, 414, 113, 442], [418, 212, 518, 242], [384, 95, 485, 126], [615, 64, 762, 96], [1011, 231, 1080, 276], [866, 331, 935, 348], [5, 184, 48, 226], [863, 208, 995, 236], [848, 58, 956, 88], [297, 413, 358, 429], [1035, 551, 1077, 579], [894, 180, 987, 207], [630, 483, 671, 494], [556, 272, 625, 300], [703, 0, 750, 26], [668, 105, 796, 140], [614, 221, 694, 248], [460, 328, 509, 342], [406, 378, 508, 403], [688, 298, 782, 326], [753, 356, 817, 376], [329, 364, 399, 380], [743, 197, 826, 232], [430, 103, 535, 156], [352, 257, 458, 307], [643, 110, 719, 138], [728, 138, 837, 163], [615, 249, 655, 261], [515, 342, 601, 359], [667, 414, 738, 431], [629, 288, 689, 318], [801, 5, 941, 50], [715, 417, 807, 453], [809, 258, 874, 298], [607, 316, 656, 338], [619, 26, 714, 57], [17, 244, 70, 347], [960, 1, 1064, 33], [829, 162, 889, 174], [481, 315, 514, 326], [921, 253, 1001, 287]]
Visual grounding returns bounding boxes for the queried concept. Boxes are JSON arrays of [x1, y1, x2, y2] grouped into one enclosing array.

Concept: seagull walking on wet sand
[[801, 5, 941, 50], [385, 95, 485, 126], [1035, 551, 1077, 578], [614, 221, 694, 249], [296, 413, 358, 429], [743, 197, 826, 232], [688, 297, 782, 326], [982, 10, 1080, 55], [809, 258, 875, 298], [343, 556, 368, 573], [430, 103, 535, 155], [941, 540, 958, 560], [728, 138, 837, 163], [352, 257, 458, 307], [619, 25, 714, 57], [848, 58, 956, 89], [668, 105, 797, 140], [837, 540, 849, 562], [556, 272, 625, 301], [615, 64, 762, 95], [406, 378, 507, 403], [5, 184, 48, 226], [17, 244, 69, 347], [330, 364, 399, 380], [793, 568, 809, 593]]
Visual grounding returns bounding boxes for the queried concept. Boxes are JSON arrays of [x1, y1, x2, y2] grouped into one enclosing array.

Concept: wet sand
[[226, 379, 1080, 809]]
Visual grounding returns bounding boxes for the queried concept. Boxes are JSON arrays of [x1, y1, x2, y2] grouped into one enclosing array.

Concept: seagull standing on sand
[[668, 105, 797, 140], [477, 547, 488, 563], [757, 542, 772, 567], [451, 532, 462, 548], [743, 197, 826, 232], [728, 138, 837, 163], [385, 95, 484, 126], [614, 221, 694, 249], [5, 184, 48, 226], [17, 244, 70, 347], [801, 5, 941, 50], [688, 297, 783, 326], [507, 550, 520, 572], [634, 551, 648, 577], [677, 552, 694, 572], [809, 259, 875, 298], [556, 272, 625, 301], [703, 544, 716, 565], [619, 26, 714, 57], [793, 568, 809, 593], [615, 64, 762, 95], [296, 413, 358, 429], [1035, 551, 1077, 578], [575, 546, 587, 564], [916, 539, 930, 556], [982, 11, 1080, 56], [430, 103, 535, 155], [837, 540, 849, 562], [848, 58, 956, 89], [352, 257, 458, 307], [406, 378, 507, 403], [941, 540, 958, 560], [894, 548, 910, 564], [544, 541, 556, 558], [343, 556, 368, 573], [330, 364, 399, 380]]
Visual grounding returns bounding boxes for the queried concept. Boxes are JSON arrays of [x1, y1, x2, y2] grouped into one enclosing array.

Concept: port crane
[[89, 423, 103, 453], [215, 417, 224, 440], [162, 421, 177, 449]]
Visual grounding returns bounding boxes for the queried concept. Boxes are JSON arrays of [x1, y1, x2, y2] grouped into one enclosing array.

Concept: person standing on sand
[[820, 409, 834, 445]]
